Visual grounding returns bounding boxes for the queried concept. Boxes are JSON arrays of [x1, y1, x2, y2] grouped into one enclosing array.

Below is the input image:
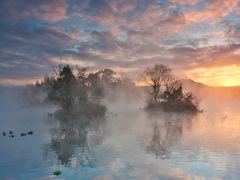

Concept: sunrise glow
[[0, 0, 239, 87], [1, 1, 240, 179], [186, 65, 240, 87]]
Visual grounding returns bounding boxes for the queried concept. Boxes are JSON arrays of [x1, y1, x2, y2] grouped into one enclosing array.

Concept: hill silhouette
[[181, 79, 240, 101]]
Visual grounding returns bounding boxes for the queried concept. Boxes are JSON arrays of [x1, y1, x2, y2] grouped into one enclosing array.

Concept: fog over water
[[1, 85, 240, 179]]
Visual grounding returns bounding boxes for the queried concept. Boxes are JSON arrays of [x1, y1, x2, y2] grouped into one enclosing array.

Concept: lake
[[1, 87, 240, 179]]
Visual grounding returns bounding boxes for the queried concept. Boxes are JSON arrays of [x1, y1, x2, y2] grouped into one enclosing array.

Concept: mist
[[1, 78, 240, 179]]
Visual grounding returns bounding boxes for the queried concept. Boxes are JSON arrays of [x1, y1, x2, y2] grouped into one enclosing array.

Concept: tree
[[87, 72, 104, 102], [17, 64, 108, 117], [98, 69, 116, 86], [140, 64, 200, 113], [140, 64, 171, 102], [48, 65, 78, 109], [75, 67, 88, 103], [162, 75, 183, 102]]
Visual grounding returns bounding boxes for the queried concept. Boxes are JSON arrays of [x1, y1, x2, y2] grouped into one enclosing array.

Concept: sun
[[217, 78, 240, 87]]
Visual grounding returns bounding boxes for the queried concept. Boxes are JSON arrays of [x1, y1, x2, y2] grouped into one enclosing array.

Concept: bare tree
[[140, 64, 171, 102], [162, 75, 183, 102], [139, 64, 200, 113]]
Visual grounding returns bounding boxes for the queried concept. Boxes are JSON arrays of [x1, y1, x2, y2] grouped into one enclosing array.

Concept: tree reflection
[[43, 116, 105, 170], [145, 114, 194, 158]]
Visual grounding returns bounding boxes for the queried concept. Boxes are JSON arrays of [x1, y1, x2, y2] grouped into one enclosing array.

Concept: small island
[[17, 64, 137, 118], [140, 64, 200, 113]]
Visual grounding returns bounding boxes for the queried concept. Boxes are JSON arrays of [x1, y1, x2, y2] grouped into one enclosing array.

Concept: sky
[[0, 0, 240, 87]]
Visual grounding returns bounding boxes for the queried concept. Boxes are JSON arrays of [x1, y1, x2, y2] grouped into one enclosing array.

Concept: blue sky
[[0, 0, 240, 86]]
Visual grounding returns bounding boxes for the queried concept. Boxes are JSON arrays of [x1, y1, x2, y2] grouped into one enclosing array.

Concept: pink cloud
[[171, 0, 202, 5], [68, 26, 84, 39], [74, 0, 127, 25], [126, 7, 188, 41], [236, 6, 240, 14], [185, 0, 239, 23], [224, 30, 240, 38], [91, 29, 117, 40], [110, 0, 139, 13], [3, 0, 68, 22], [190, 44, 240, 69], [38, 0, 68, 22]]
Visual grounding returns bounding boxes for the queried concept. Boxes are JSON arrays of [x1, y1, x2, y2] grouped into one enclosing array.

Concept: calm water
[[1, 88, 240, 180]]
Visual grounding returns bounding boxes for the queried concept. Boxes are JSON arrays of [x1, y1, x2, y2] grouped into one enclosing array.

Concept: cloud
[[91, 29, 117, 40], [125, 13, 187, 42], [111, 0, 140, 13], [185, 0, 239, 23], [0, 0, 239, 86], [169, 43, 240, 68], [128, 4, 187, 32], [0, 0, 68, 22], [171, 0, 202, 5], [74, 0, 126, 25], [223, 22, 240, 44], [0, 78, 37, 86], [70, 26, 83, 38], [202, 44, 240, 68], [0, 23, 77, 81]]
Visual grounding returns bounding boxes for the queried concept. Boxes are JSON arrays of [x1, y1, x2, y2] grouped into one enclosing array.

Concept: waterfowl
[[3, 132, 6, 136], [21, 133, 27, 136], [9, 131, 13, 135], [9, 135, 15, 138], [27, 131, 33, 135]]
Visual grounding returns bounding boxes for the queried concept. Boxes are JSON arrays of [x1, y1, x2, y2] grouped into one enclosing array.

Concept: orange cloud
[[0, 78, 38, 86]]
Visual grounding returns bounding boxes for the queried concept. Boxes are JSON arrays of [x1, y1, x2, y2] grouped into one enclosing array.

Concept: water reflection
[[2, 87, 240, 179], [43, 116, 106, 170], [144, 114, 195, 159]]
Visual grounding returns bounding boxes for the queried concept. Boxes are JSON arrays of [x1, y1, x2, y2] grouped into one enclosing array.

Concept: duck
[[27, 131, 33, 135], [3, 132, 6, 136], [9, 135, 15, 138], [9, 131, 13, 135], [21, 133, 27, 136]]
